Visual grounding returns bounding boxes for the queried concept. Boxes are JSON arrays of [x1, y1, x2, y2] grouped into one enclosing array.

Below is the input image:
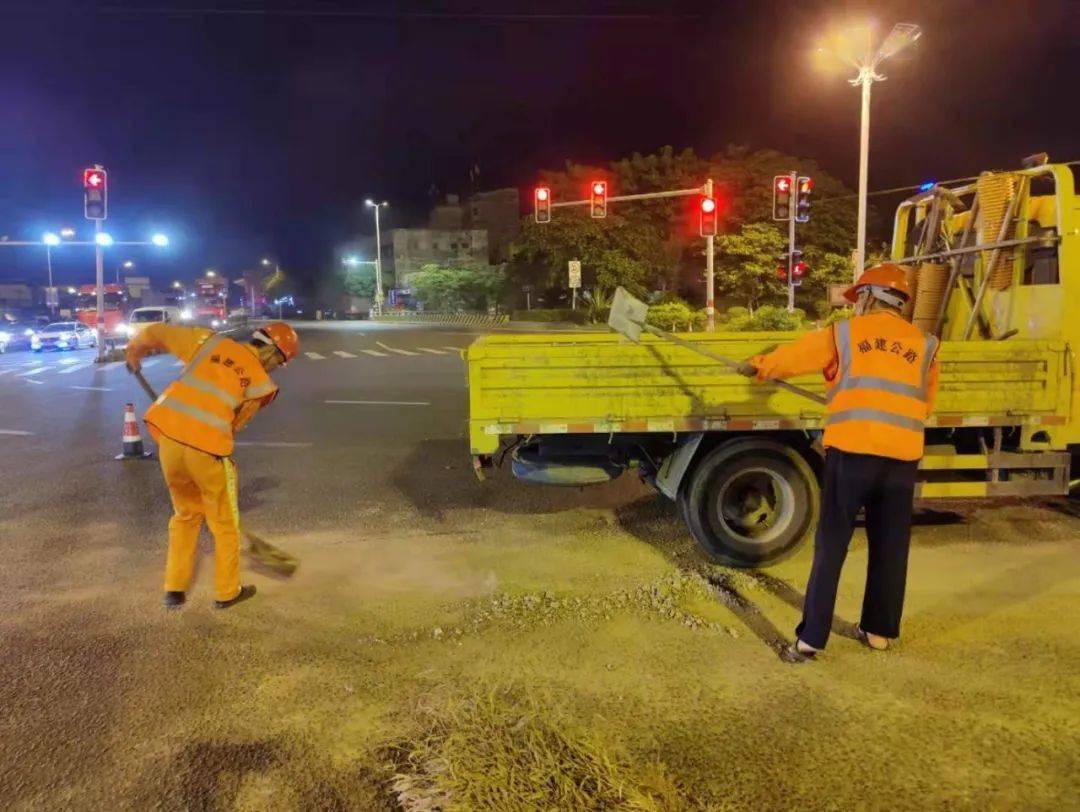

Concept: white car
[[121, 306, 185, 338], [30, 321, 97, 352]]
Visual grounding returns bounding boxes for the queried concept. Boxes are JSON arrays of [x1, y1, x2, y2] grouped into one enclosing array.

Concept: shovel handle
[[132, 368, 159, 402], [642, 324, 826, 406]]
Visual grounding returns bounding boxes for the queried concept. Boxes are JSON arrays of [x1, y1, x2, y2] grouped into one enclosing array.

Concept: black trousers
[[796, 448, 918, 650]]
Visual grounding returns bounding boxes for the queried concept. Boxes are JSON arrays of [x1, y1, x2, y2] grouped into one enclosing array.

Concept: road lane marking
[[59, 362, 95, 374], [305, 352, 326, 360], [376, 341, 418, 356], [324, 399, 430, 406], [361, 349, 388, 357], [17, 366, 49, 377], [141, 358, 160, 368], [70, 385, 112, 391], [418, 347, 448, 355], [234, 441, 313, 447], [174, 360, 185, 367], [0, 429, 35, 435], [58, 357, 80, 365], [26, 379, 44, 385], [332, 350, 358, 358], [0, 368, 19, 377], [442, 346, 465, 352]]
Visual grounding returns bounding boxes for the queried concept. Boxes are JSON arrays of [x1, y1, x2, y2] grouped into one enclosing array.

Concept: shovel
[[131, 367, 300, 577], [607, 287, 826, 406]]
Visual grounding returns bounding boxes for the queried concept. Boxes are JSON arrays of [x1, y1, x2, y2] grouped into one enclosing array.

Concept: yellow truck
[[467, 159, 1078, 567]]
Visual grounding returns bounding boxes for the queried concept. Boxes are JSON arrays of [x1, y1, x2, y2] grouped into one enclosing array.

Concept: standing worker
[[125, 322, 299, 609], [738, 264, 938, 661]]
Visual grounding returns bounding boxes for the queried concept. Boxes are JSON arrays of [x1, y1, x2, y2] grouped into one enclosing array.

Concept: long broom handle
[[132, 368, 159, 401], [641, 324, 827, 406]]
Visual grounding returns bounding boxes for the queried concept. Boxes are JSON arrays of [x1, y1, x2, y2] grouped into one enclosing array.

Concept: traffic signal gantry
[[773, 170, 813, 312], [532, 178, 721, 329]]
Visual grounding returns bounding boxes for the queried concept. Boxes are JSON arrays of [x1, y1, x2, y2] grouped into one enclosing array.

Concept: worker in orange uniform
[[125, 322, 300, 609], [739, 264, 938, 661]]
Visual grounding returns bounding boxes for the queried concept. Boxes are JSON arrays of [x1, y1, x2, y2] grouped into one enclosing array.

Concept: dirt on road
[[1, 478, 1078, 810]]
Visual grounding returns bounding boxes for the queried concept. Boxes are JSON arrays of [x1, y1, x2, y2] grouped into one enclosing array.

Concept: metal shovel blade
[[608, 286, 649, 343]]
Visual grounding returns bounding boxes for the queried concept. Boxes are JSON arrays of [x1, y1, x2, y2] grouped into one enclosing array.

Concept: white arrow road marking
[[332, 350, 358, 358], [361, 349, 388, 357], [375, 341, 418, 356], [59, 362, 95, 374], [70, 385, 112, 391], [418, 347, 447, 355], [305, 352, 326, 360], [0, 429, 34, 435], [324, 400, 430, 406]]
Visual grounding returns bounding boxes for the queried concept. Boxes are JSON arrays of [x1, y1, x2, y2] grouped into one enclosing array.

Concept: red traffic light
[[793, 261, 807, 278], [700, 197, 717, 214], [534, 186, 552, 223], [699, 195, 718, 237], [590, 180, 607, 218], [775, 176, 790, 193], [84, 169, 106, 189]]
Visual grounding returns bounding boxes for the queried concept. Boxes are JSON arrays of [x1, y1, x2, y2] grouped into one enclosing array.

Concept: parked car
[[30, 321, 97, 352], [121, 306, 184, 339]]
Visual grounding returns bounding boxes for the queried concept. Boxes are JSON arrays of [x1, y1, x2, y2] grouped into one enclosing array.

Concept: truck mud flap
[[654, 432, 704, 500]]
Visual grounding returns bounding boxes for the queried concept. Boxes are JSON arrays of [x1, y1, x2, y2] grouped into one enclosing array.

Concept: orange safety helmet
[[252, 322, 300, 364], [843, 263, 912, 304]]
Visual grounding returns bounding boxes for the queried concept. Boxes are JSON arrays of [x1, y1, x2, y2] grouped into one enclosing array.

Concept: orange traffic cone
[[115, 403, 153, 460]]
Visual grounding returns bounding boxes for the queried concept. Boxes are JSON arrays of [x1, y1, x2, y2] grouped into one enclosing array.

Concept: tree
[[342, 265, 376, 298], [406, 264, 507, 312], [713, 223, 787, 311]]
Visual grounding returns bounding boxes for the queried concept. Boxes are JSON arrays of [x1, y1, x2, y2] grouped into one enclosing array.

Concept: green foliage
[[511, 308, 589, 324], [645, 300, 705, 332], [726, 304, 807, 332], [341, 265, 376, 298], [823, 306, 854, 325], [713, 222, 787, 310], [406, 264, 507, 312]]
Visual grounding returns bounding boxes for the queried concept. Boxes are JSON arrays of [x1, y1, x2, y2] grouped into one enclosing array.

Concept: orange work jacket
[[134, 326, 278, 457], [752, 311, 939, 461]]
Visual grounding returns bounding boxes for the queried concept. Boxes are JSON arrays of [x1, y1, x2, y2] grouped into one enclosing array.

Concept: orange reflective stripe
[[154, 398, 233, 434], [825, 408, 924, 433], [179, 374, 241, 409]]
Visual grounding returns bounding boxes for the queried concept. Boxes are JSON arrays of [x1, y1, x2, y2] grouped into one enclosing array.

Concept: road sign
[[568, 260, 581, 289], [84, 167, 107, 220]]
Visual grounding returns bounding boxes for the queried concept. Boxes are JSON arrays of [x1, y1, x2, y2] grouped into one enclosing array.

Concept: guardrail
[[373, 312, 510, 327]]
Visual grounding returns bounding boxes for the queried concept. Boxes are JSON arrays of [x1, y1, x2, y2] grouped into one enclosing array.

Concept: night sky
[[0, 0, 1075, 291]]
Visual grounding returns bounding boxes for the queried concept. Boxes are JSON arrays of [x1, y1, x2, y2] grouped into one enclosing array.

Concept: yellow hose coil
[[913, 263, 949, 333], [976, 173, 1019, 290]]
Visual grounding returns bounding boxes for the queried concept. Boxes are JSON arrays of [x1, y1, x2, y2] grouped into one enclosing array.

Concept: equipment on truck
[[466, 159, 1077, 568], [192, 274, 229, 327], [608, 287, 825, 405]]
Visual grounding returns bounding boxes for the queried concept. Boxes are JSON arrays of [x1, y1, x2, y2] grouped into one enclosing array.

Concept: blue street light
[[95, 232, 114, 247], [42, 232, 61, 246], [151, 233, 169, 247]]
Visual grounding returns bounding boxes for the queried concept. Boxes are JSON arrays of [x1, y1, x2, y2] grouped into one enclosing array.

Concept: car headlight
[[0, 331, 9, 342], [211, 319, 221, 328], [180, 309, 192, 320]]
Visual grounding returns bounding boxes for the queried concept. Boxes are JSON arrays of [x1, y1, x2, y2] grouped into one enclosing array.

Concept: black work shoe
[[163, 591, 186, 609], [213, 584, 256, 609], [780, 640, 819, 663]]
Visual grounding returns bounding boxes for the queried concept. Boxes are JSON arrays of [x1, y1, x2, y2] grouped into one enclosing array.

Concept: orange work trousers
[[157, 434, 242, 602]]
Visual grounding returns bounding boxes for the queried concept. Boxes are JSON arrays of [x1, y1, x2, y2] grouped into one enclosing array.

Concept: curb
[[373, 313, 510, 327]]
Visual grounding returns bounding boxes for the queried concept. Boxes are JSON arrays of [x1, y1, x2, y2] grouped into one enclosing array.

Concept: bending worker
[[125, 322, 299, 610], [739, 264, 938, 661]]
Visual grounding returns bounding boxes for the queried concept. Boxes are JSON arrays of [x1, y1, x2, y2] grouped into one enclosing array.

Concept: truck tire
[[679, 438, 818, 567]]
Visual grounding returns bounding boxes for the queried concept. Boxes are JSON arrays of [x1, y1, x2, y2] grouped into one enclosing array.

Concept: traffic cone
[[115, 403, 153, 460]]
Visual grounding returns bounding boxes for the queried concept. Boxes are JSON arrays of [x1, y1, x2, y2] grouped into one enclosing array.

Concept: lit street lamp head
[[95, 232, 114, 247], [151, 233, 169, 247], [59, 227, 75, 238], [42, 232, 61, 246], [122, 260, 135, 269], [261, 258, 271, 266]]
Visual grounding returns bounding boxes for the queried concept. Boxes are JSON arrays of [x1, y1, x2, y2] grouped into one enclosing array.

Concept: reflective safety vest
[[144, 333, 278, 457], [824, 313, 939, 461]]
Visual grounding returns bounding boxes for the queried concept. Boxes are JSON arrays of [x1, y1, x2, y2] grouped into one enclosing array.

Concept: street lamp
[[818, 22, 922, 279], [42, 233, 61, 314], [95, 232, 114, 247], [59, 227, 76, 239], [151, 233, 169, 247], [116, 259, 134, 285], [365, 199, 389, 315], [206, 269, 217, 278]]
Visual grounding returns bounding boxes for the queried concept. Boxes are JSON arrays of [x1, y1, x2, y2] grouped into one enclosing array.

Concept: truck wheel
[[680, 439, 818, 567]]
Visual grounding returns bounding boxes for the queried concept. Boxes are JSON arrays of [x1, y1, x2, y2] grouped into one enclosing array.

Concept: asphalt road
[[1, 321, 1078, 809]]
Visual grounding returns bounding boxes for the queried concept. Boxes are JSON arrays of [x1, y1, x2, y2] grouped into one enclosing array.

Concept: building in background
[[466, 188, 520, 263], [388, 227, 488, 286]]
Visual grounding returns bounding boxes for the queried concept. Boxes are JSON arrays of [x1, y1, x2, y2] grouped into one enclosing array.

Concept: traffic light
[[534, 186, 551, 223], [699, 196, 718, 237], [772, 175, 792, 221], [795, 176, 813, 223], [792, 260, 807, 286], [590, 181, 607, 218], [84, 167, 107, 221]]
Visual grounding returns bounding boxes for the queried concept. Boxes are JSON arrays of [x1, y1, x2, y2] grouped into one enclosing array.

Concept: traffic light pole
[[95, 218, 106, 362], [704, 178, 715, 331], [786, 170, 797, 314]]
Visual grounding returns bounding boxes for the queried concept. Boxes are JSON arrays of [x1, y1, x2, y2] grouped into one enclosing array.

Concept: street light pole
[[366, 199, 388, 316], [704, 178, 715, 331], [854, 68, 873, 281], [95, 219, 105, 362], [45, 245, 54, 315]]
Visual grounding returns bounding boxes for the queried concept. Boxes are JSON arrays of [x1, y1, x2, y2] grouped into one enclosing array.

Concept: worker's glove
[[736, 360, 758, 378]]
